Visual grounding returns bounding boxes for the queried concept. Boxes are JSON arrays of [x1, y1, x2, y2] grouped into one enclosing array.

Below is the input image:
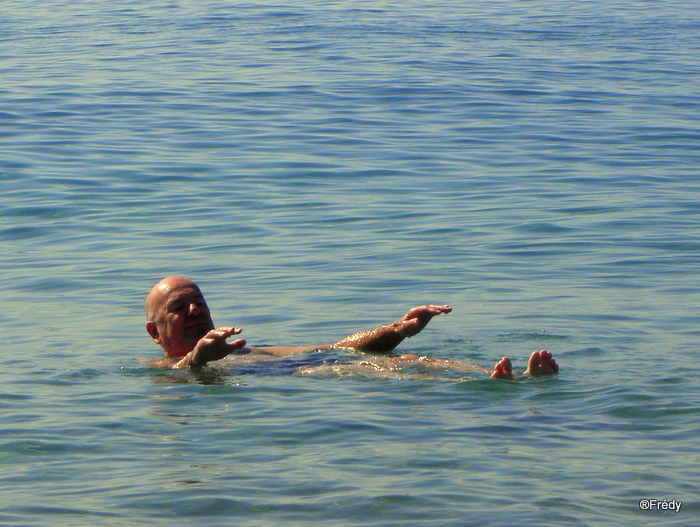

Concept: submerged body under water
[[174, 348, 490, 381]]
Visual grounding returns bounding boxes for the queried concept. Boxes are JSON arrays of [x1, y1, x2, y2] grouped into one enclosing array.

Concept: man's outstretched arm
[[330, 305, 452, 353]]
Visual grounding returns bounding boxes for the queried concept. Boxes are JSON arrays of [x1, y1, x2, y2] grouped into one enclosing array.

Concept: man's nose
[[188, 303, 201, 316]]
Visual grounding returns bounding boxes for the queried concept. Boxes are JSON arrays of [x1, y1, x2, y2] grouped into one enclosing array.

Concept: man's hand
[[394, 305, 452, 338], [175, 327, 247, 368]]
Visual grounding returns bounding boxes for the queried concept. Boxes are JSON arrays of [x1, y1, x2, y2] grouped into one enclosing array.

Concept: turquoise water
[[2, 1, 699, 525]]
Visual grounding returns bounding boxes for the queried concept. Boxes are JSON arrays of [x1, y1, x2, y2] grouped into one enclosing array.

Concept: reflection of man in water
[[145, 276, 559, 380]]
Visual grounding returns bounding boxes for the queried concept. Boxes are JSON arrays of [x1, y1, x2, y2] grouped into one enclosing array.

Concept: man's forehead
[[162, 284, 203, 303]]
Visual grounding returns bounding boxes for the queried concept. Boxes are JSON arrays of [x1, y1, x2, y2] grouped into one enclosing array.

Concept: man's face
[[148, 280, 215, 358]]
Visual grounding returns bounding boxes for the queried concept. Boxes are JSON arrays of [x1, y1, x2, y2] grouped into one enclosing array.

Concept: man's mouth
[[185, 320, 210, 335]]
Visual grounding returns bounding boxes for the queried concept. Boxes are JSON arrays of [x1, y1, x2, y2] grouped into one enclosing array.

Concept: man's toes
[[501, 357, 512, 374], [527, 350, 559, 375], [491, 357, 513, 379], [549, 357, 559, 373], [527, 351, 542, 371], [538, 350, 558, 372]]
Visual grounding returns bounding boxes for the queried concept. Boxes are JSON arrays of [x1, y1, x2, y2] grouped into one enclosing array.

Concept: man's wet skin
[[145, 276, 560, 379]]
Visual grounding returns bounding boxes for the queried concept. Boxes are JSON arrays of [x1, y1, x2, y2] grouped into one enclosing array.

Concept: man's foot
[[491, 357, 514, 380], [525, 350, 559, 376]]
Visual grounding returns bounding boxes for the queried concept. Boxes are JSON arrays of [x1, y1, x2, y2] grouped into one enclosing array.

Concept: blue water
[[2, 1, 699, 525]]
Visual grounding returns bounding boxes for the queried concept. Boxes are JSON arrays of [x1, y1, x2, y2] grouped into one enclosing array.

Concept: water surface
[[1, 1, 699, 525]]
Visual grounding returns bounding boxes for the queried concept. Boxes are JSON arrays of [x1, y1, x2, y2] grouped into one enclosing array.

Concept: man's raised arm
[[331, 305, 452, 353]]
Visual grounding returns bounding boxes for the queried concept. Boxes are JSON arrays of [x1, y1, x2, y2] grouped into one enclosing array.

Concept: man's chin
[[182, 331, 207, 348], [185, 325, 211, 341]]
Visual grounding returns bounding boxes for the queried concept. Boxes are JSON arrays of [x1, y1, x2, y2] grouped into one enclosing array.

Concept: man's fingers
[[426, 304, 451, 315], [206, 326, 243, 340], [405, 304, 452, 320], [227, 338, 247, 351], [218, 326, 242, 336], [396, 304, 452, 338]]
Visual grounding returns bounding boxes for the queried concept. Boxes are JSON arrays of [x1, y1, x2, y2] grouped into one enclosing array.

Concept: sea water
[[1, 1, 699, 525]]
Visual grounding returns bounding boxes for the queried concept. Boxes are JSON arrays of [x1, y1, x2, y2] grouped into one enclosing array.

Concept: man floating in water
[[145, 276, 559, 380]]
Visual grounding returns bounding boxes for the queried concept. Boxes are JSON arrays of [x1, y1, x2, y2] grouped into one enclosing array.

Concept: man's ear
[[146, 321, 161, 344]]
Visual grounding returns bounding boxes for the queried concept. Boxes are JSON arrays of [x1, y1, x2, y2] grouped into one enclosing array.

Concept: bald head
[[145, 276, 215, 357], [145, 276, 199, 322]]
